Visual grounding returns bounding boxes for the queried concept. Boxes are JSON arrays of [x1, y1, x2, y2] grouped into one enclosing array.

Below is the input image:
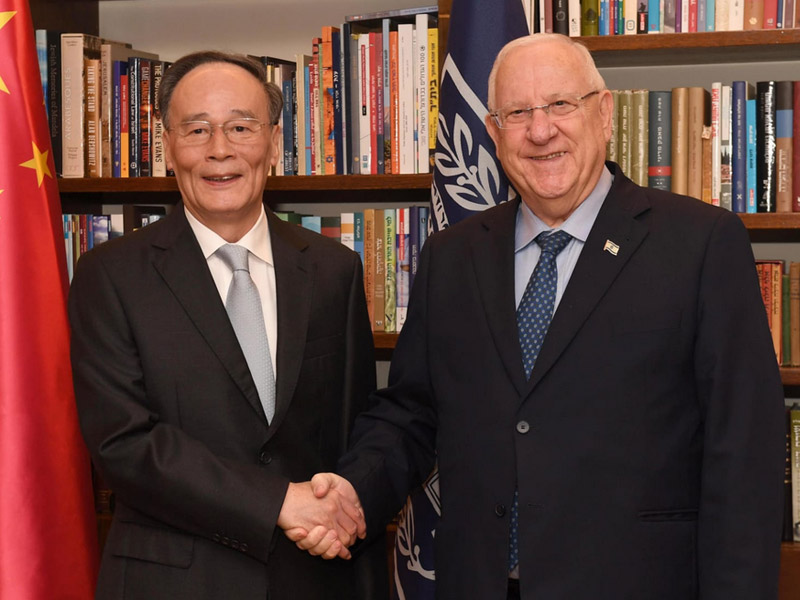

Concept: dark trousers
[[507, 578, 520, 600]]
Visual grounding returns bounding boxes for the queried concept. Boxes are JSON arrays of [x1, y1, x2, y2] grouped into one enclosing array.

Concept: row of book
[[756, 260, 800, 367], [609, 81, 800, 213], [35, 31, 167, 179], [526, 0, 800, 36], [35, 3, 440, 179], [785, 404, 800, 543], [276, 207, 431, 333], [277, 6, 439, 176]]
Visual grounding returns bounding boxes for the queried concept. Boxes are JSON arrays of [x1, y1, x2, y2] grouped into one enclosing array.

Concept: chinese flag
[[0, 2, 98, 598]]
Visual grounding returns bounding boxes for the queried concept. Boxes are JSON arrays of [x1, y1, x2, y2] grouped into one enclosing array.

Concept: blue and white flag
[[392, 2, 529, 599], [430, 0, 529, 232]]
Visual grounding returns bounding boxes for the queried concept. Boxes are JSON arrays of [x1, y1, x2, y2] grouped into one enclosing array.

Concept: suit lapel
[[469, 199, 530, 396], [266, 211, 313, 438], [150, 205, 268, 422], [526, 167, 651, 395]]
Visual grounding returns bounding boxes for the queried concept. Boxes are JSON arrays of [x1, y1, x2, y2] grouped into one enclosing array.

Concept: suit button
[[231, 540, 240, 550], [222, 536, 230, 546], [259, 450, 272, 464], [213, 533, 221, 543], [240, 543, 248, 552], [495, 504, 506, 517], [516, 420, 530, 434]]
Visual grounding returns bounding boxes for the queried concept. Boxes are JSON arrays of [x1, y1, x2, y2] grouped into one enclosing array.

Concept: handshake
[[277, 472, 365, 560]]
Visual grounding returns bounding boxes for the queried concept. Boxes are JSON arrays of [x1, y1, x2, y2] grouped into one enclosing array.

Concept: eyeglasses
[[169, 118, 269, 146], [490, 90, 600, 129]]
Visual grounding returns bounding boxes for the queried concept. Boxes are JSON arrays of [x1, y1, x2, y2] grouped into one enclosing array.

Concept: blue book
[[303, 64, 312, 174], [599, 0, 610, 35], [331, 28, 344, 174], [648, 0, 661, 31], [746, 98, 757, 214], [35, 30, 48, 118], [301, 215, 321, 234], [353, 211, 364, 264], [731, 81, 754, 214], [418, 206, 430, 250], [282, 78, 295, 175], [112, 60, 126, 178], [92, 215, 111, 246], [705, 0, 715, 30]]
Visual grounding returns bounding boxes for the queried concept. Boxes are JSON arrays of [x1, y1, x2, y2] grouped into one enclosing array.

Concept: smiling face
[[485, 39, 613, 226], [163, 62, 279, 241]]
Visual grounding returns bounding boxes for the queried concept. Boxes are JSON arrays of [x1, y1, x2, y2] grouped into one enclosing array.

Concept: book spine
[[671, 87, 689, 196], [282, 78, 295, 175], [554, 0, 570, 33], [390, 30, 400, 175], [398, 23, 415, 174], [128, 57, 141, 178], [139, 59, 152, 177], [384, 210, 396, 333], [152, 61, 166, 178], [363, 208, 375, 327], [664, 0, 678, 30], [428, 26, 438, 172], [415, 15, 429, 174], [710, 82, 722, 206], [120, 67, 130, 178], [84, 58, 101, 178], [373, 31, 384, 175], [793, 81, 800, 212], [61, 34, 94, 178], [687, 86, 707, 201], [381, 20, 392, 174], [775, 80, 793, 213], [791, 406, 800, 542], [607, 90, 618, 163], [322, 28, 337, 175], [757, 81, 777, 212], [304, 61, 312, 174], [631, 89, 649, 188], [790, 262, 800, 366], [332, 28, 344, 175], [701, 124, 712, 204], [720, 84, 733, 211], [396, 207, 410, 331], [763, 0, 778, 26], [743, 0, 764, 26], [731, 81, 750, 213], [112, 61, 122, 178], [100, 45, 112, 177], [746, 97, 758, 213], [373, 209, 385, 332], [310, 42, 321, 176], [582, 0, 600, 35], [783, 273, 792, 365], [409, 205, 420, 294], [358, 34, 371, 174], [340, 212, 355, 250], [648, 90, 672, 190], [617, 89, 632, 179], [354, 211, 364, 265], [320, 216, 341, 242], [649, 0, 662, 29], [347, 28, 360, 174], [46, 31, 62, 176]]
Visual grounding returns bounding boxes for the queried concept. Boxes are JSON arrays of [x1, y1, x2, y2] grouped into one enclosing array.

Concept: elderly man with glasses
[[69, 51, 387, 600], [298, 33, 784, 600]]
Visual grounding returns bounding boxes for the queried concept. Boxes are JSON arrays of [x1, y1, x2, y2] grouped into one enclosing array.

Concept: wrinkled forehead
[[494, 47, 590, 104]]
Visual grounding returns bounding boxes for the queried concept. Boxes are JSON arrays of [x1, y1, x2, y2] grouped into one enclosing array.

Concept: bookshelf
[[39, 0, 800, 595]]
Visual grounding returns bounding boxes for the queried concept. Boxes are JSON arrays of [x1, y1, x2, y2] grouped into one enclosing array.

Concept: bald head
[[487, 33, 606, 111]]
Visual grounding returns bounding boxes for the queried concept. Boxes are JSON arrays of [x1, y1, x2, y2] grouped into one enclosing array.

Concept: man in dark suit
[[69, 51, 385, 599], [299, 33, 785, 599]]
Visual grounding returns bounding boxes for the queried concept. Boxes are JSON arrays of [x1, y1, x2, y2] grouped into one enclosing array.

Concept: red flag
[[0, 2, 98, 598]]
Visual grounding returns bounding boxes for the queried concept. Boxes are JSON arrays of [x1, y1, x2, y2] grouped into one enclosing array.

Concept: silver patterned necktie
[[509, 230, 572, 571], [216, 243, 276, 423]]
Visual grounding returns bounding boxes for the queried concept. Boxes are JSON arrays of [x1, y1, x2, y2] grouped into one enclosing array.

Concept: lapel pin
[[603, 240, 620, 256]]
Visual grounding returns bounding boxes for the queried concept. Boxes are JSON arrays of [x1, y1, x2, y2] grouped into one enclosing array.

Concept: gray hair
[[158, 50, 283, 129]]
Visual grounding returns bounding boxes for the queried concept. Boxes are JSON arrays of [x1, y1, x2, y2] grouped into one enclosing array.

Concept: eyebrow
[[181, 108, 260, 121]]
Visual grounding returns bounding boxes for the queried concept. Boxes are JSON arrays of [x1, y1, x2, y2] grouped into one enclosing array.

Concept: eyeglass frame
[[167, 117, 274, 146], [489, 90, 601, 129]]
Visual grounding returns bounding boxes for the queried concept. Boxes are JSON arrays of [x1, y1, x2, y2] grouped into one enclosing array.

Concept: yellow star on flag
[[20, 142, 52, 187], [0, 12, 15, 95]]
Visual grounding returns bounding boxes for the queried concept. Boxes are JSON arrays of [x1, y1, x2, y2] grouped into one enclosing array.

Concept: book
[[333, 27, 344, 175], [790, 404, 800, 542], [373, 209, 386, 332], [775, 81, 793, 213], [427, 25, 439, 171], [790, 262, 800, 367], [631, 89, 649, 188], [687, 86, 709, 201], [354, 211, 365, 265], [60, 32, 102, 178], [746, 97, 758, 213], [127, 57, 142, 177], [783, 273, 791, 366], [119, 63, 130, 178], [282, 77, 296, 176], [720, 84, 733, 211], [295, 54, 312, 176], [45, 31, 63, 176], [415, 14, 431, 174], [150, 61, 166, 177], [757, 81, 778, 212], [321, 27, 339, 175], [384, 210, 396, 333], [396, 207, 410, 331], [617, 89, 632, 178], [648, 91, 672, 190], [310, 40, 321, 176], [341, 213, 355, 250], [744, 0, 764, 27], [357, 33, 371, 174], [671, 87, 689, 196], [363, 208, 375, 328], [711, 82, 722, 206], [757, 260, 784, 362], [794, 81, 800, 213], [397, 22, 415, 174], [554, 0, 570, 33], [582, 0, 601, 34], [84, 58, 101, 178], [701, 125, 713, 204], [732, 81, 755, 213], [321, 216, 341, 242], [301, 215, 322, 233], [343, 24, 360, 174]]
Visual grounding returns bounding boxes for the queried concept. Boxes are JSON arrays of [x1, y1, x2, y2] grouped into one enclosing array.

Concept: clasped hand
[[277, 473, 365, 560]]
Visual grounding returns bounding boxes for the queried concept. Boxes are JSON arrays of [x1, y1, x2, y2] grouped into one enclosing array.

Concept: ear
[[485, 113, 501, 149], [268, 124, 280, 168], [163, 129, 175, 171], [597, 90, 614, 143]]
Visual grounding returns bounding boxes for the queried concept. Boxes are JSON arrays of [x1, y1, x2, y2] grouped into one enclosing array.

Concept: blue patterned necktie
[[509, 229, 572, 571], [216, 244, 276, 423]]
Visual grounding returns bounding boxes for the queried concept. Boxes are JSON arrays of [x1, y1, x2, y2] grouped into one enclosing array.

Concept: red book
[[0, 1, 99, 594], [763, 0, 778, 27]]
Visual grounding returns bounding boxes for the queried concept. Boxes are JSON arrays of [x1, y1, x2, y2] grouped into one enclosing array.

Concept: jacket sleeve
[[693, 210, 785, 599]]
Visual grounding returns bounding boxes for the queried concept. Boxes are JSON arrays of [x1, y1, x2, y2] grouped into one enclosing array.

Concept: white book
[[521, 0, 533, 28], [415, 14, 429, 174], [681, 0, 691, 31], [61, 33, 101, 178], [397, 23, 415, 174], [624, 0, 637, 34], [538, 0, 546, 32], [715, 0, 730, 30], [568, 0, 581, 35], [729, 0, 744, 29], [358, 33, 371, 174], [341, 212, 355, 250], [710, 82, 722, 207]]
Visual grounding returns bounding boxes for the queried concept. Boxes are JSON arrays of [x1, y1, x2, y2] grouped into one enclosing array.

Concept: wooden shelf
[[738, 213, 800, 230], [781, 543, 800, 597], [582, 29, 800, 67], [57, 174, 432, 194], [780, 368, 800, 387]]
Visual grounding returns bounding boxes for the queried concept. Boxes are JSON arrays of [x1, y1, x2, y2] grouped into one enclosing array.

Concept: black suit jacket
[[339, 164, 785, 599], [69, 204, 386, 599]]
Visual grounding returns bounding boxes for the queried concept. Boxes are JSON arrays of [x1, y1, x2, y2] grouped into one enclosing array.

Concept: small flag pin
[[603, 240, 620, 256]]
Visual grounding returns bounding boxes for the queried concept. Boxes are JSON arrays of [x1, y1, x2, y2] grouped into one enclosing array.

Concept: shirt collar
[[185, 205, 274, 266], [514, 166, 613, 252]]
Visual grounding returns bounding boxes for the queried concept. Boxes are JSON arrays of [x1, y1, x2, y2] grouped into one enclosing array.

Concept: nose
[[205, 126, 235, 159], [525, 107, 557, 145]]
